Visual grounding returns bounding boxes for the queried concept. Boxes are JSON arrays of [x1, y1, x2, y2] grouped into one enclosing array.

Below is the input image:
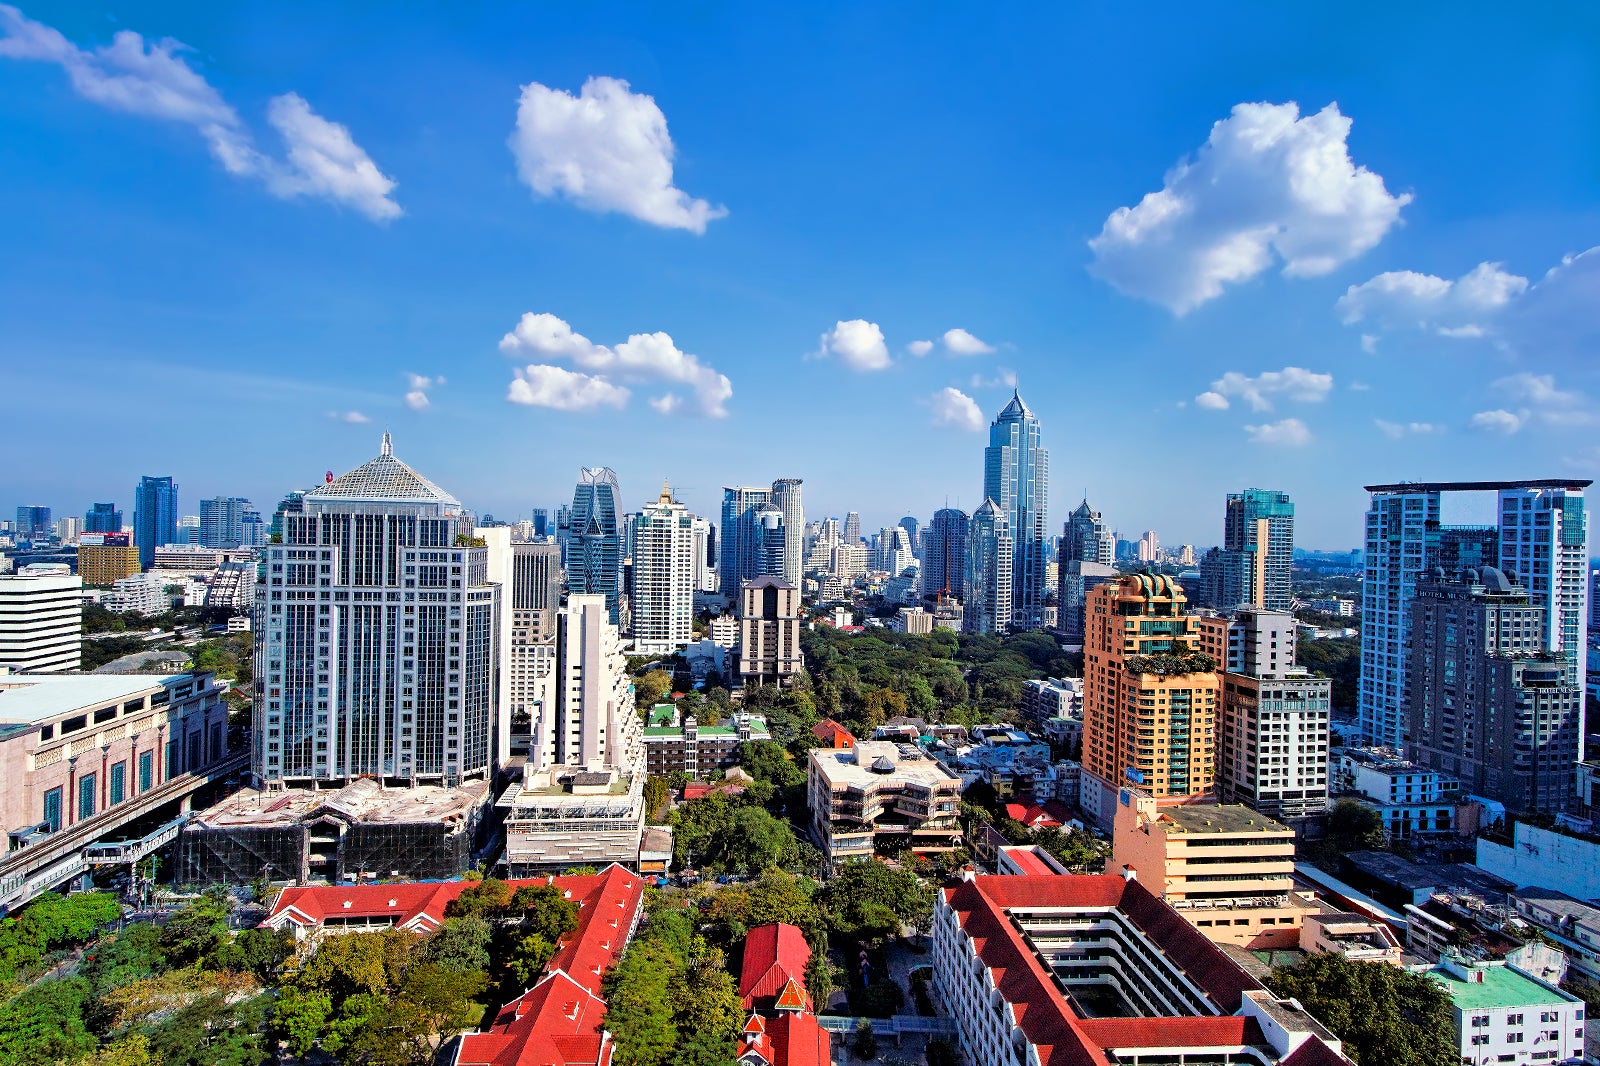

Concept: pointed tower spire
[[659, 478, 673, 505], [380, 430, 393, 457]]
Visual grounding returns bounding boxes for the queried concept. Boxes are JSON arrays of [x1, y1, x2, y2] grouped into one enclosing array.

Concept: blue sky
[[2, 3, 1597, 549]]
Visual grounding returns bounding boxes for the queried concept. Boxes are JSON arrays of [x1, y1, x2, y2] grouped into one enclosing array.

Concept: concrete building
[[1428, 954, 1584, 1066], [1499, 486, 1590, 713], [198, 496, 252, 549], [105, 572, 171, 615], [1479, 821, 1600, 903], [1409, 567, 1581, 813], [1, 671, 235, 909], [890, 606, 933, 635], [1508, 885, 1600, 989], [738, 577, 802, 686], [1360, 485, 1441, 747], [78, 540, 142, 587], [1057, 558, 1119, 644], [1137, 530, 1159, 564], [204, 560, 256, 613], [770, 478, 805, 589], [1298, 912, 1403, 964], [984, 390, 1049, 631], [963, 499, 1013, 636], [642, 705, 770, 778], [631, 482, 696, 656], [1060, 497, 1115, 567], [0, 565, 83, 673], [1204, 489, 1294, 612], [1114, 792, 1311, 948], [807, 740, 961, 863], [14, 505, 51, 538], [1080, 574, 1219, 820], [1336, 747, 1458, 839], [934, 873, 1352, 1066], [1020, 676, 1082, 728]]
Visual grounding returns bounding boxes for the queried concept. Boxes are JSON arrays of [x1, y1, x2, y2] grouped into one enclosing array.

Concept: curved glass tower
[[983, 390, 1049, 630]]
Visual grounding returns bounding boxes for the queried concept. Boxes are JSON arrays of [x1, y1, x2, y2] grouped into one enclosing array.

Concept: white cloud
[[1495, 372, 1581, 408], [403, 373, 442, 412], [0, 7, 400, 220], [929, 387, 984, 432], [1088, 101, 1409, 313], [507, 364, 631, 411], [649, 394, 681, 415], [509, 75, 724, 233], [1360, 333, 1379, 354], [1336, 261, 1526, 335], [906, 340, 934, 357], [328, 410, 370, 424], [1195, 366, 1332, 411], [499, 312, 731, 416], [1374, 419, 1440, 439], [1244, 418, 1312, 447], [1349, 382, 1372, 391], [813, 319, 891, 372], [942, 328, 995, 355], [970, 369, 1018, 390], [1470, 409, 1525, 435]]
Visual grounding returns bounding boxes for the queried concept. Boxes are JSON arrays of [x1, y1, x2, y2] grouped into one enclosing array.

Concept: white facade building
[[105, 572, 171, 615], [0, 565, 82, 673], [1430, 955, 1584, 1066], [631, 483, 695, 656]]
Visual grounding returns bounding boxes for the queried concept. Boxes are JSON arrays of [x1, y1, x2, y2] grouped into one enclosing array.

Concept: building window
[[79, 773, 97, 820], [139, 751, 154, 792], [43, 787, 62, 832], [110, 762, 127, 806]]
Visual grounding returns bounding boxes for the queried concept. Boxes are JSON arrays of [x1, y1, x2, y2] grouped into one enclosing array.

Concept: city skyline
[[3, 7, 1597, 548]]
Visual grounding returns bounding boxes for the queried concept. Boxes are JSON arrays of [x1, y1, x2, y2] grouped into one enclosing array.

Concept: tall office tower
[[983, 390, 1049, 631], [531, 508, 550, 539], [1136, 531, 1160, 564], [84, 502, 123, 534], [14, 506, 51, 538], [1409, 566, 1581, 813], [633, 483, 696, 655], [737, 577, 803, 686], [719, 485, 772, 594], [963, 499, 1013, 635], [898, 515, 920, 555], [1359, 485, 1441, 747], [568, 468, 624, 624], [0, 564, 83, 672], [877, 526, 915, 577], [555, 504, 573, 566], [1214, 608, 1331, 823], [752, 502, 787, 580], [1195, 490, 1294, 612], [1060, 498, 1114, 567], [923, 507, 969, 602], [176, 516, 201, 545], [1499, 486, 1590, 696], [1435, 526, 1498, 570], [843, 511, 862, 545], [269, 490, 307, 542], [198, 496, 252, 549], [770, 478, 805, 587], [240, 509, 266, 547], [511, 540, 563, 640], [1058, 560, 1120, 644], [477, 529, 560, 763], [1081, 575, 1219, 810], [133, 476, 178, 570], [254, 434, 499, 789]]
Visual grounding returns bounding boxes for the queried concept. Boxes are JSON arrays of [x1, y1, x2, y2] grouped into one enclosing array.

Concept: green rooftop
[[1431, 963, 1569, 1012]]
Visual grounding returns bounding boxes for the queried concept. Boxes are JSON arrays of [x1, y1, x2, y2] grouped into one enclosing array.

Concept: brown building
[[642, 705, 771, 778], [78, 543, 142, 587], [738, 577, 803, 686], [1081, 574, 1220, 814]]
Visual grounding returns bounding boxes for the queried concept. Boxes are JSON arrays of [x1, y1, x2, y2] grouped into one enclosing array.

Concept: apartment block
[[0, 565, 82, 673], [807, 741, 961, 863]]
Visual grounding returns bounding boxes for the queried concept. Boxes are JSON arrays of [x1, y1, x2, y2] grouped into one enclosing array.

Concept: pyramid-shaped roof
[[1071, 498, 1096, 518], [996, 389, 1033, 420], [308, 432, 462, 507], [774, 976, 808, 1012]]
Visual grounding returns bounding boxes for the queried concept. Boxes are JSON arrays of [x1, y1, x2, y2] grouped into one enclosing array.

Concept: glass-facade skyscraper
[[963, 499, 1013, 635], [133, 475, 178, 570], [983, 390, 1048, 630], [199, 496, 253, 549], [569, 468, 624, 624], [923, 507, 969, 602], [770, 478, 805, 587], [85, 502, 122, 534]]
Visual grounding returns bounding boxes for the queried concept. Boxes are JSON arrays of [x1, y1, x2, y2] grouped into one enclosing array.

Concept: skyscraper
[[923, 507, 969, 601], [843, 512, 862, 545], [963, 499, 1013, 635], [983, 390, 1049, 630], [531, 508, 551, 539], [1195, 489, 1294, 612], [1359, 485, 1441, 747], [771, 478, 805, 587], [1499, 486, 1589, 697], [14, 506, 51, 538], [254, 433, 499, 788], [1060, 498, 1114, 567], [84, 502, 122, 534], [754, 502, 787, 579], [691, 516, 718, 593], [569, 468, 624, 624], [198, 496, 252, 549], [633, 482, 696, 655], [720, 485, 771, 595], [877, 526, 915, 577], [898, 515, 920, 555], [133, 475, 177, 570]]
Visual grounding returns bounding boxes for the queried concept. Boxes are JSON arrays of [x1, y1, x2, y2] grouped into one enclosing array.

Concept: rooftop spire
[[380, 430, 393, 457], [659, 478, 673, 505]]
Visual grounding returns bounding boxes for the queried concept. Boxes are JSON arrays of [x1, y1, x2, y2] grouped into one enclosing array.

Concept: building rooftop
[[809, 740, 960, 790], [1512, 885, 1600, 923], [1160, 804, 1294, 836], [0, 672, 187, 727], [1431, 961, 1571, 1012], [190, 778, 488, 829], [1365, 479, 1592, 494], [306, 433, 462, 508]]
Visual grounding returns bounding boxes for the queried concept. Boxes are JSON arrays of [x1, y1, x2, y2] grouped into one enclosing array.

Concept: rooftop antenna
[[381, 430, 393, 457]]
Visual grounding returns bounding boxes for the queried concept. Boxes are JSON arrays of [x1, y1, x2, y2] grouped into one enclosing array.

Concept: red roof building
[[735, 924, 830, 1066], [1002, 802, 1062, 829], [932, 873, 1352, 1066], [811, 719, 856, 749]]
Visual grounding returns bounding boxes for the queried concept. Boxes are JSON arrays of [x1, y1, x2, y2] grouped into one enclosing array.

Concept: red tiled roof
[[739, 923, 812, 1010], [998, 846, 1059, 876], [811, 720, 856, 747], [1003, 802, 1061, 828], [1281, 1038, 1354, 1066], [736, 924, 830, 1066]]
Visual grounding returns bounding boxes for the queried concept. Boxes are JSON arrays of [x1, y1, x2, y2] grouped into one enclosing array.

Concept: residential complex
[[643, 705, 770, 778], [0, 564, 82, 673], [807, 740, 962, 863], [631, 482, 696, 655], [1197, 489, 1294, 613], [77, 538, 142, 586], [982, 390, 1048, 630], [738, 576, 802, 685]]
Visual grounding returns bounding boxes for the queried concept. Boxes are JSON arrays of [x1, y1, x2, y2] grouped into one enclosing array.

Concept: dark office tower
[[753, 503, 787, 579], [983, 390, 1048, 630], [85, 502, 122, 534], [569, 468, 623, 624], [923, 507, 969, 601], [133, 476, 178, 570], [198, 496, 252, 549], [720, 485, 771, 594], [14, 506, 52, 537], [1060, 498, 1114, 566], [1433, 526, 1498, 571], [555, 504, 573, 567], [531, 508, 551, 539]]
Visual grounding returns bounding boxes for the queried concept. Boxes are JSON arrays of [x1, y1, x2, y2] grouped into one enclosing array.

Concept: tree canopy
[[1268, 953, 1455, 1066]]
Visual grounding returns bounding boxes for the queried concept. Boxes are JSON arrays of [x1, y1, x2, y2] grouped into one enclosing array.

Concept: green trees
[[1326, 799, 1387, 852], [822, 860, 934, 946], [604, 902, 745, 1066], [851, 1020, 878, 1060], [0, 890, 121, 980], [0, 976, 97, 1066], [635, 669, 675, 711], [669, 790, 805, 875], [1268, 953, 1455, 1066], [1297, 636, 1360, 711]]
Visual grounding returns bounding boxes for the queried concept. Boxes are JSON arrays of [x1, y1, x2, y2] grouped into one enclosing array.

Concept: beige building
[[1114, 791, 1311, 948], [738, 577, 803, 686], [807, 740, 961, 864], [78, 543, 142, 587], [1299, 911, 1403, 964]]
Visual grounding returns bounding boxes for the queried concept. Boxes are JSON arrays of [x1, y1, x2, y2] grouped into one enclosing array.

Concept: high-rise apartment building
[[1436, 525, 1498, 570], [738, 577, 803, 686], [480, 531, 561, 762], [1136, 530, 1160, 564], [962, 499, 1012, 635], [771, 478, 805, 587], [720, 485, 771, 595], [0, 564, 82, 673], [198, 496, 253, 549], [253, 434, 499, 789], [1409, 567, 1581, 813], [84, 502, 123, 534], [569, 467, 623, 625], [691, 516, 718, 593], [983, 390, 1048, 630], [77, 539, 142, 586], [1081, 575, 1219, 812], [1499, 486, 1589, 697], [133, 475, 178, 570], [898, 515, 920, 555], [633, 482, 696, 655], [14, 506, 51, 538], [1057, 560, 1120, 644], [1212, 608, 1330, 823], [876, 526, 914, 577], [923, 507, 969, 602], [843, 512, 861, 545], [1359, 485, 1441, 747], [1226, 489, 1294, 611], [1060, 498, 1114, 567]]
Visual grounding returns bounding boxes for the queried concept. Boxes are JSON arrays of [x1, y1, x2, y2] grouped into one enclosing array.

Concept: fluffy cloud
[[499, 312, 731, 417], [0, 7, 400, 220], [1089, 102, 1409, 313], [813, 319, 891, 372], [1470, 409, 1524, 435], [970, 369, 1018, 390], [906, 339, 934, 357], [1194, 366, 1333, 411], [509, 75, 724, 233], [1374, 419, 1440, 439], [328, 410, 370, 423], [1244, 418, 1312, 447], [929, 387, 984, 432], [942, 328, 995, 355], [1336, 261, 1527, 334], [507, 364, 630, 411], [1, 5, 398, 217], [404, 373, 443, 411]]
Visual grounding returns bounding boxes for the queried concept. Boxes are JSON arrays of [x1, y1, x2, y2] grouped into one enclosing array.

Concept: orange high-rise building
[[1082, 574, 1220, 801]]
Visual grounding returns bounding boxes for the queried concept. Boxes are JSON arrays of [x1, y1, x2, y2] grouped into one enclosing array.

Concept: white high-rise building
[[1499, 486, 1589, 693], [1360, 486, 1441, 747], [105, 571, 170, 615], [691, 515, 718, 593], [632, 482, 696, 656], [771, 478, 805, 588], [0, 564, 82, 673], [877, 526, 915, 577]]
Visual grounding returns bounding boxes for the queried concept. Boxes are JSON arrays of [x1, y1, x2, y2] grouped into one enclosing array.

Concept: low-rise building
[[0, 565, 82, 673], [1020, 676, 1082, 726], [807, 741, 961, 864], [501, 766, 646, 875], [1113, 792, 1312, 949], [1428, 954, 1585, 1066], [811, 719, 855, 749], [1479, 821, 1600, 902], [1509, 885, 1600, 989], [890, 606, 933, 635], [1298, 911, 1403, 965], [642, 706, 770, 778], [735, 923, 830, 1066], [105, 572, 170, 615], [1336, 747, 1460, 840]]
